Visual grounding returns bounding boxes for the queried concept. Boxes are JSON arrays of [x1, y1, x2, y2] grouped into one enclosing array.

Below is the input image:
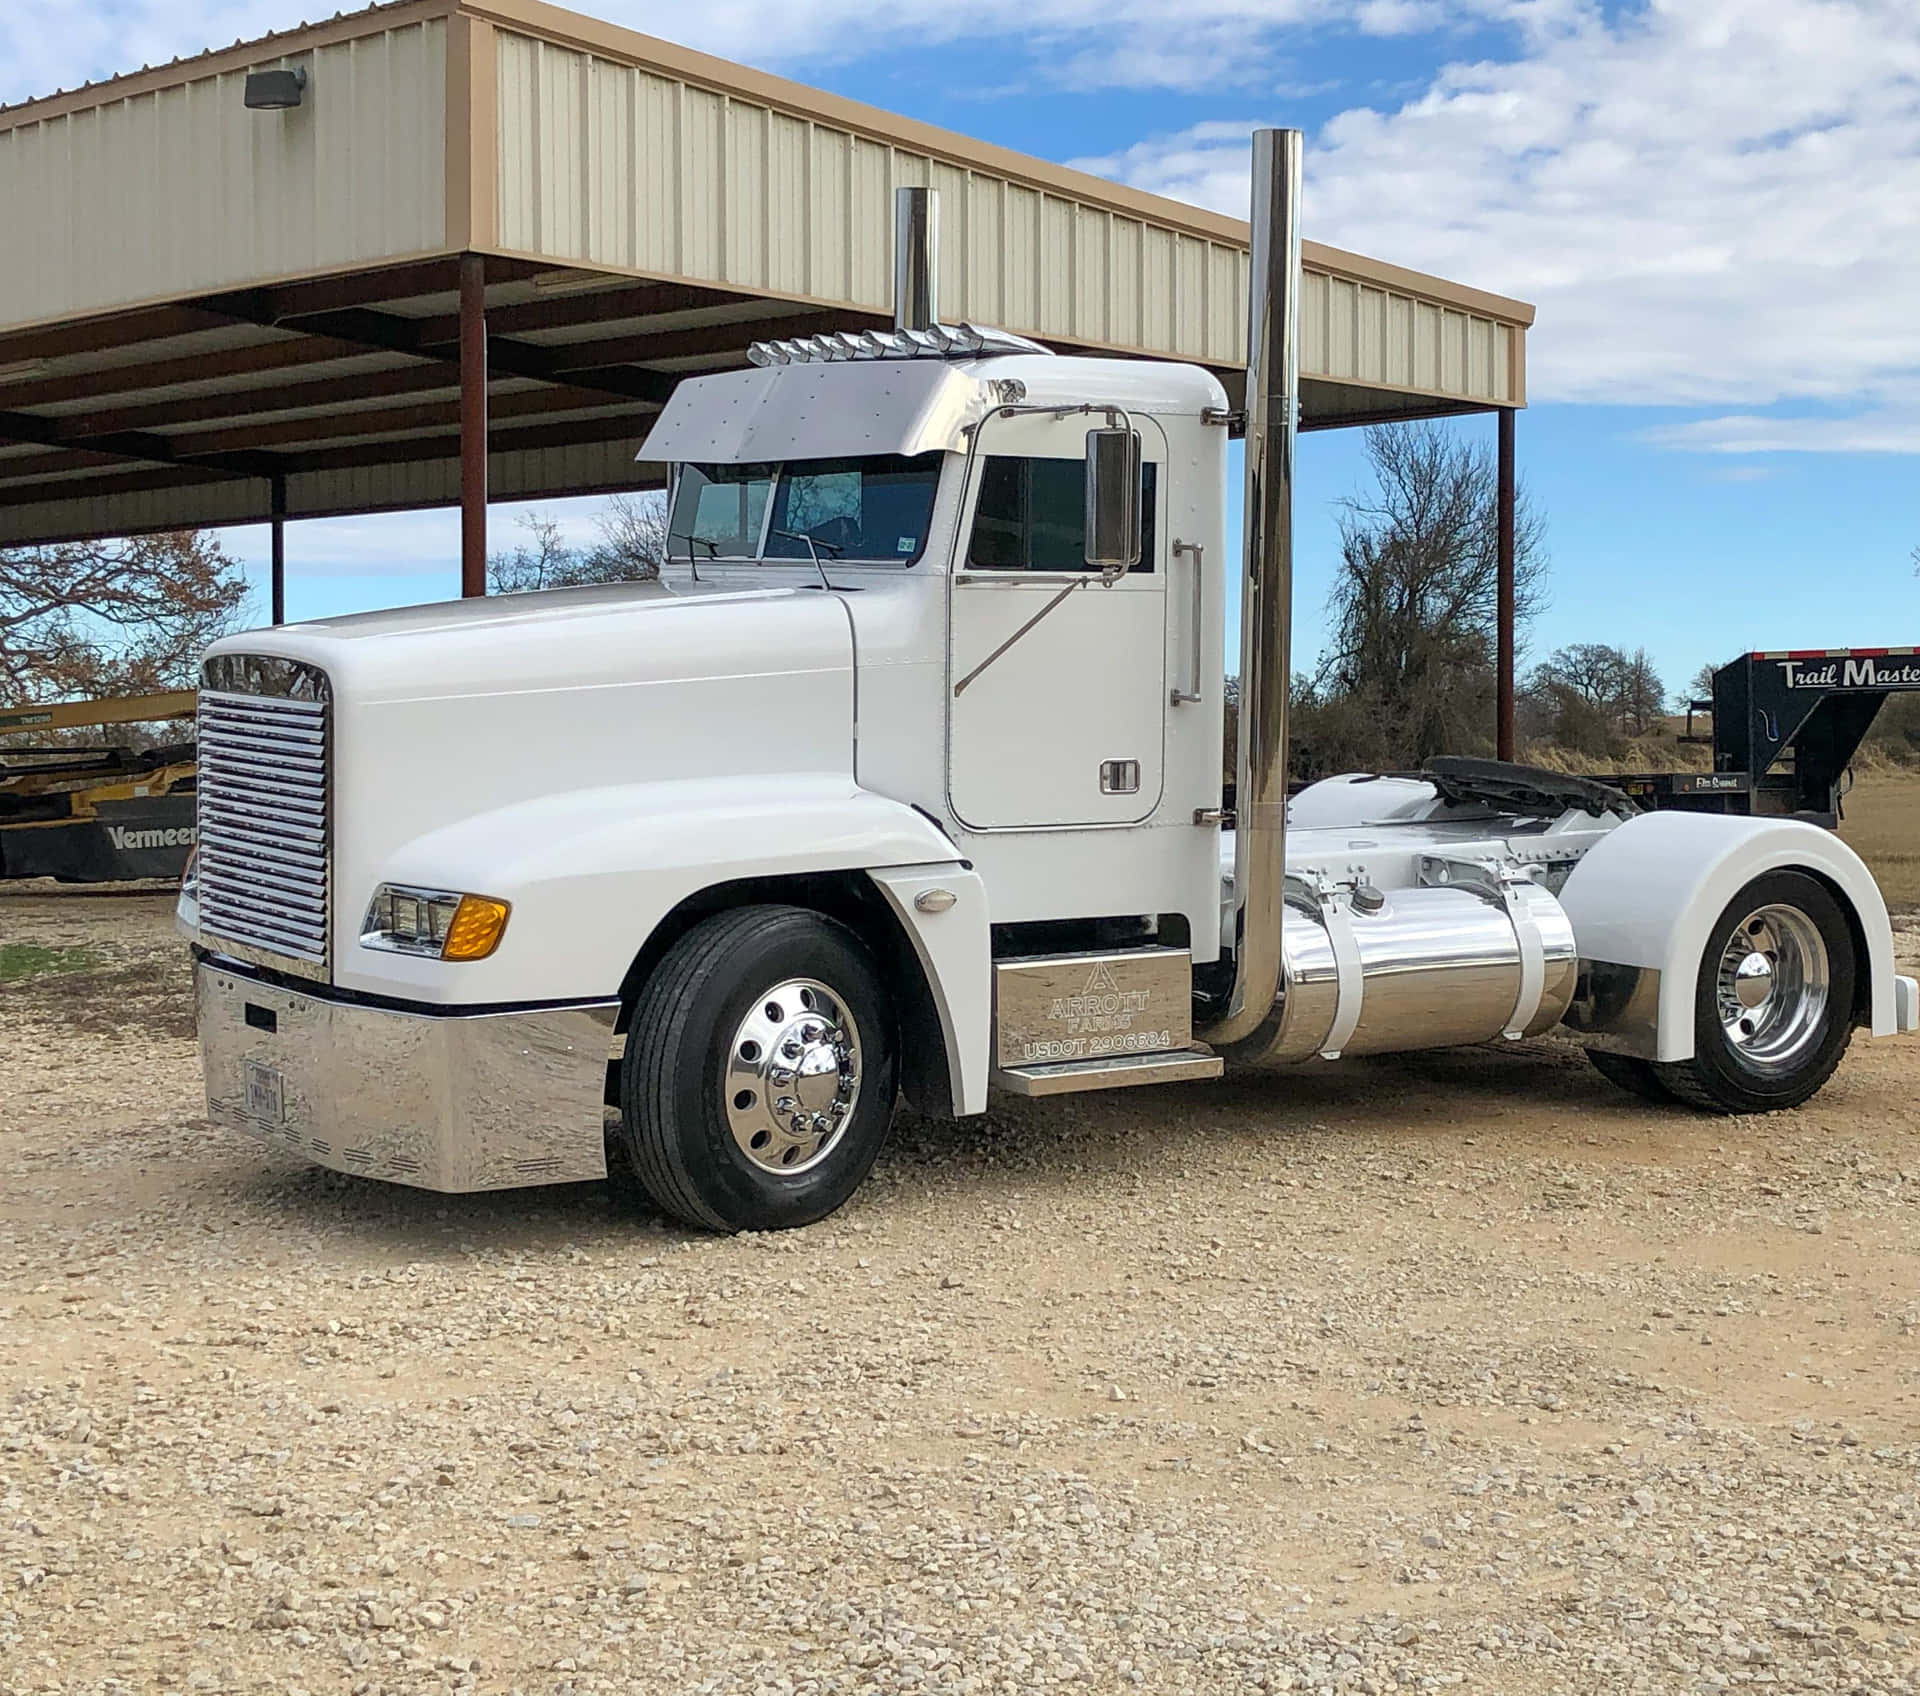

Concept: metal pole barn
[[0, 3, 1534, 564]]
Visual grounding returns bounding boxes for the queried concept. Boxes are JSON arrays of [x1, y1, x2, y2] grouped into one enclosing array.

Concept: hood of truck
[[200, 579, 857, 973], [217, 576, 844, 700]]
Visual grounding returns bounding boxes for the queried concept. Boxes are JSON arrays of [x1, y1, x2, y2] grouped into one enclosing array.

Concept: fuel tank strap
[[1318, 890, 1365, 1060], [1502, 879, 1547, 1040]]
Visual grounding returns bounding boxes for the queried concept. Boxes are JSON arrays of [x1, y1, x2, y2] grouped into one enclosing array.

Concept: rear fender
[[1557, 811, 1896, 1062]]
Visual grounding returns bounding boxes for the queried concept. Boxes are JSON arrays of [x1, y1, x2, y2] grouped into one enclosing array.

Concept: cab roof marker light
[[745, 321, 1052, 368]]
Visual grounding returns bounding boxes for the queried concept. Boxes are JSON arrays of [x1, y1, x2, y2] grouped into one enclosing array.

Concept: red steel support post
[[459, 254, 488, 598], [269, 473, 287, 626], [1496, 406, 1516, 762]]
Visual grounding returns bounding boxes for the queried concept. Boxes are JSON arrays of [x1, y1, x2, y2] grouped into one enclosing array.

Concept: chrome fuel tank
[[1261, 865, 1578, 1064]]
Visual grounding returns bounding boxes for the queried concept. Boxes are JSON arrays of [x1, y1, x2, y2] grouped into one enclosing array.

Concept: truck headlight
[[362, 884, 512, 962]]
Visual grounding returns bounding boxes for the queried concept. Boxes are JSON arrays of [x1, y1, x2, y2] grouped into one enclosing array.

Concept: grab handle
[[1170, 539, 1204, 705]]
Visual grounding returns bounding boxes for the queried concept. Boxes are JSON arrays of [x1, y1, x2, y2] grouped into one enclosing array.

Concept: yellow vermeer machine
[[0, 692, 197, 882]]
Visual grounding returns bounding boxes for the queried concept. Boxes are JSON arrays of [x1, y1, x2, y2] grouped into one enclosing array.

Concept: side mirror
[[1084, 427, 1142, 572]]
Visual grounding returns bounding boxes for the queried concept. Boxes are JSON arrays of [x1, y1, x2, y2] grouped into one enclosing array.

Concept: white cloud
[[1073, 0, 1920, 433], [1, 0, 1583, 110], [1648, 409, 1920, 457], [0, 0, 1386, 108]]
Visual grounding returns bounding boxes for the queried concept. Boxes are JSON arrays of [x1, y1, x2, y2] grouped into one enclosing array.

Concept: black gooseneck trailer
[[1615, 648, 1920, 828]]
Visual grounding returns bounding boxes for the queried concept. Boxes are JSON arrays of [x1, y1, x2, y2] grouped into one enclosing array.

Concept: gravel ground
[[4, 888, 1920, 1696]]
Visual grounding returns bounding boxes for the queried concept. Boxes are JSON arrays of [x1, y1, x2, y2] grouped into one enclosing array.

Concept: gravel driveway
[[4, 889, 1919, 1695]]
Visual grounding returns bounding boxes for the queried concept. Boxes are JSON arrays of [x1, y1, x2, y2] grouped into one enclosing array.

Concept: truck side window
[[967, 456, 1157, 572]]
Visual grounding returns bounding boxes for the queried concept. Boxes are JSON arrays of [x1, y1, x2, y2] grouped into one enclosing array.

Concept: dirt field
[[4, 889, 1920, 1696], [1842, 772, 1920, 909]]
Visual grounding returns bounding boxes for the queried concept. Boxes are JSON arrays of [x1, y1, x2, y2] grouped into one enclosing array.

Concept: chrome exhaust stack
[[1198, 127, 1302, 1052], [894, 186, 939, 333]]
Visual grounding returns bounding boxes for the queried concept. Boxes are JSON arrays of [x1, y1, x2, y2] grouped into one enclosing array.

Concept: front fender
[[1558, 811, 1897, 1062], [341, 774, 961, 1004], [867, 864, 991, 1116]]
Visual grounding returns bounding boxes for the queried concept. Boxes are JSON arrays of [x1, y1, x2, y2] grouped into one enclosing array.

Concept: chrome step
[[991, 1046, 1224, 1097]]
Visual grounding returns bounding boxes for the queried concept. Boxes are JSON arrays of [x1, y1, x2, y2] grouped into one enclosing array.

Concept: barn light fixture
[[244, 66, 307, 110]]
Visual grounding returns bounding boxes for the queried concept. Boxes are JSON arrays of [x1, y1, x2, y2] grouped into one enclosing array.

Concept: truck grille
[[196, 678, 331, 971]]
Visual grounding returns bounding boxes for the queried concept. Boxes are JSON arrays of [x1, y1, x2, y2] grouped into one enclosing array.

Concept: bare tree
[[1619, 648, 1665, 734], [0, 530, 251, 704], [1680, 661, 1718, 710], [488, 495, 667, 595], [486, 515, 574, 595], [1523, 641, 1665, 754], [594, 493, 668, 578], [1302, 423, 1547, 770]]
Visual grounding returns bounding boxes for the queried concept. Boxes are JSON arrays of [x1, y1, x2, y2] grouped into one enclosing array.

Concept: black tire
[[1584, 1047, 1674, 1104], [618, 905, 898, 1232], [1651, 870, 1856, 1115]]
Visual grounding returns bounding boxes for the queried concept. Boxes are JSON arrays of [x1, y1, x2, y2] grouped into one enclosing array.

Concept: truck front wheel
[[1650, 870, 1856, 1115], [618, 905, 898, 1232]]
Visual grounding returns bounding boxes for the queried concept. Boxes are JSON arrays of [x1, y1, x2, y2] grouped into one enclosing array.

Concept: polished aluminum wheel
[[1715, 903, 1830, 1074], [723, 978, 863, 1174]]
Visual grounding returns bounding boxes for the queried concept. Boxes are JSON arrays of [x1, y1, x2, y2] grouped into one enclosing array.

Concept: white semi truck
[[180, 132, 1919, 1232]]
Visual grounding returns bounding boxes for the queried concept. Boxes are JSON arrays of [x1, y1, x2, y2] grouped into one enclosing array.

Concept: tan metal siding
[[0, 440, 662, 548], [0, 478, 265, 544], [1298, 270, 1513, 408], [492, 27, 1267, 372], [0, 20, 447, 335]]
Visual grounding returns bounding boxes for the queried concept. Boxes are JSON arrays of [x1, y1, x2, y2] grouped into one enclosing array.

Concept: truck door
[[946, 414, 1169, 830]]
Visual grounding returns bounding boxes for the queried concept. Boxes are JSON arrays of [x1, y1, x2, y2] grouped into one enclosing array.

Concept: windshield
[[667, 454, 941, 566]]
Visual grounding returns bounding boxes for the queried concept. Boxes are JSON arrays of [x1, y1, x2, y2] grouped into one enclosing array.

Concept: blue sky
[[5, 0, 1917, 700]]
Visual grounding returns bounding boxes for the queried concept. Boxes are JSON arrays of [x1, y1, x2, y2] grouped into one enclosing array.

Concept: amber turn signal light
[[441, 894, 512, 962]]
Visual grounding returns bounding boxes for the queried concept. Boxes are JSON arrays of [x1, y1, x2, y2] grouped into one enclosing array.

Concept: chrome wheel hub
[[1716, 904, 1829, 1074], [723, 978, 862, 1174]]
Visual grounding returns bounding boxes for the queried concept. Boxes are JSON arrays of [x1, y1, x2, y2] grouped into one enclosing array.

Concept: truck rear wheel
[[618, 905, 898, 1232], [1651, 870, 1855, 1115]]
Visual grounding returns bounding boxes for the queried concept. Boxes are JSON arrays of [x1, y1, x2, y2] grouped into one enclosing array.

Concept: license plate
[[244, 1061, 285, 1126]]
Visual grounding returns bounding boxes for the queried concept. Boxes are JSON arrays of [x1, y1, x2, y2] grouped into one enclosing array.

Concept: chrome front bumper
[[196, 956, 617, 1192]]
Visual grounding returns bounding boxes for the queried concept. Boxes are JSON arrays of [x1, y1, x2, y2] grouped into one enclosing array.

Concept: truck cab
[[181, 134, 1919, 1233], [648, 350, 1229, 953]]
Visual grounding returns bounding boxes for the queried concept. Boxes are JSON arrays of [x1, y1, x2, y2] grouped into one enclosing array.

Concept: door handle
[[1170, 539, 1203, 705]]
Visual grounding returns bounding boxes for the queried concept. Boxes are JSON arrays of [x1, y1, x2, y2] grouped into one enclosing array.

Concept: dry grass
[[1840, 769, 1920, 911], [1519, 722, 1713, 776]]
